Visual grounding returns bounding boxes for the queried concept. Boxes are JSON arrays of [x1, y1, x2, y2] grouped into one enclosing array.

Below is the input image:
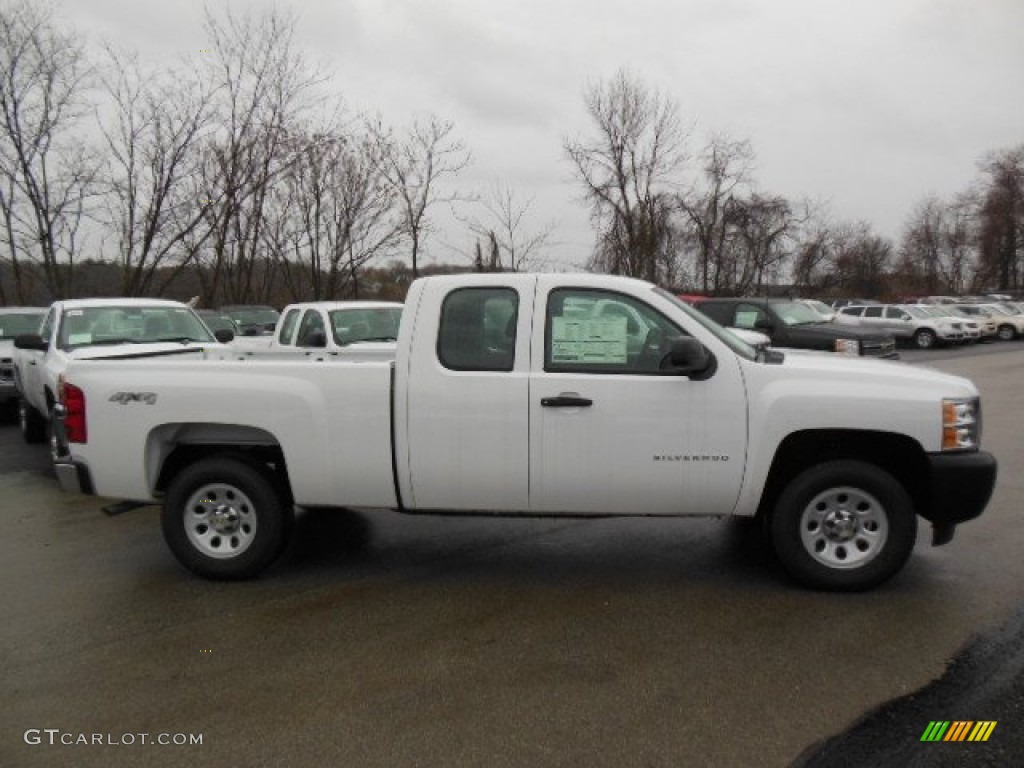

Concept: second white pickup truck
[[52, 273, 997, 590]]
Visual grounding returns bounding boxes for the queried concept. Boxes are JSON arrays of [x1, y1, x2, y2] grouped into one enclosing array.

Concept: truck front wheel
[[770, 460, 917, 591], [162, 457, 293, 580]]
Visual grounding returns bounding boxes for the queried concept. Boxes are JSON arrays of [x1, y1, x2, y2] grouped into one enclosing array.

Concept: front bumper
[[920, 451, 997, 542]]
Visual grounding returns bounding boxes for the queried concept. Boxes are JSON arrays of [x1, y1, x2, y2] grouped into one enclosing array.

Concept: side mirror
[[667, 337, 713, 377], [14, 333, 48, 352], [213, 329, 235, 343]]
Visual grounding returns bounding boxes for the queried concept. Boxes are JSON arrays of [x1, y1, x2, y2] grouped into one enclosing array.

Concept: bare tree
[[727, 193, 795, 294], [564, 70, 688, 283], [265, 124, 402, 301], [463, 182, 555, 271], [832, 221, 892, 297], [96, 47, 216, 296], [792, 205, 840, 293], [0, 0, 97, 299], [976, 145, 1024, 291], [676, 134, 754, 293], [375, 115, 471, 279], [194, 6, 324, 306]]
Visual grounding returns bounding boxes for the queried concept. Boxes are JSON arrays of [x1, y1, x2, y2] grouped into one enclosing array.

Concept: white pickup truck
[[226, 300, 403, 361], [52, 273, 997, 590], [13, 298, 222, 443]]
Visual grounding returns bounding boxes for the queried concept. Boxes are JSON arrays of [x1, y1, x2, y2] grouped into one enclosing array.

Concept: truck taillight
[[61, 381, 87, 443]]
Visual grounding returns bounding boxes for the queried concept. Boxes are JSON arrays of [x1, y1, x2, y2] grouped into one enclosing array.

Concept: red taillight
[[61, 381, 87, 443]]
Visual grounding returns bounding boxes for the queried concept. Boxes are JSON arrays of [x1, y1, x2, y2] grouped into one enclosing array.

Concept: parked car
[[833, 304, 963, 349], [219, 305, 280, 336], [694, 298, 898, 358], [919, 306, 980, 342], [954, 304, 1022, 341], [231, 301, 404, 361], [12, 299, 222, 444], [196, 310, 240, 338], [0, 307, 47, 412]]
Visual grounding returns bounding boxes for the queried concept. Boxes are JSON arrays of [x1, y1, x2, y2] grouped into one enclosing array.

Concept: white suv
[[834, 304, 963, 349], [955, 304, 1023, 341]]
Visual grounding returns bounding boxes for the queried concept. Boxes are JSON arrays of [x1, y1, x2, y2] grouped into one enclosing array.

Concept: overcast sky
[[62, 0, 1024, 271]]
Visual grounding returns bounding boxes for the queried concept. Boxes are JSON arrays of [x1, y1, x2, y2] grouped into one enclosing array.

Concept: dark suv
[[694, 298, 898, 358]]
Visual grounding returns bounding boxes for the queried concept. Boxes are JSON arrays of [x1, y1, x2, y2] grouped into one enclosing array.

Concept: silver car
[[834, 304, 962, 349]]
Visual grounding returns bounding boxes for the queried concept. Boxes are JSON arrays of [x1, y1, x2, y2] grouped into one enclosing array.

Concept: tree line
[[1, 3, 1021, 307], [565, 71, 1024, 299]]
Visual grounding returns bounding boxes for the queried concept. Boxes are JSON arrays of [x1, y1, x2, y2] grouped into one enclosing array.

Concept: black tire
[[162, 457, 293, 580], [996, 324, 1016, 341], [19, 399, 46, 444], [769, 460, 917, 591], [913, 328, 936, 349]]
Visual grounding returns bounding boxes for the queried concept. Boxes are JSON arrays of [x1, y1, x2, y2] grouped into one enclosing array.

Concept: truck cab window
[[437, 287, 518, 371], [278, 309, 301, 346], [296, 310, 327, 348]]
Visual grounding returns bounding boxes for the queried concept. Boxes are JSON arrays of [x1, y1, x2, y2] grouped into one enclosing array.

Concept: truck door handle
[[541, 396, 593, 408]]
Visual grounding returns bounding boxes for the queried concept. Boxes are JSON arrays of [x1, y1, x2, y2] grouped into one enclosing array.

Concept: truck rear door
[[399, 276, 536, 511]]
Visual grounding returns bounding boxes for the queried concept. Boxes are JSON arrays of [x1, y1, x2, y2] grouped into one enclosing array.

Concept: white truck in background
[[12, 298, 223, 443], [222, 301, 403, 362], [0, 307, 47, 414], [52, 273, 997, 590]]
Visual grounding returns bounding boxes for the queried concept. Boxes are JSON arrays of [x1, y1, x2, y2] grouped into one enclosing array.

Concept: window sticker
[[68, 333, 93, 345], [735, 310, 759, 329], [551, 316, 628, 364]]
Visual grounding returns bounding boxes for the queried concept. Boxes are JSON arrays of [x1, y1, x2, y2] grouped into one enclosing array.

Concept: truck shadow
[[275, 508, 805, 591]]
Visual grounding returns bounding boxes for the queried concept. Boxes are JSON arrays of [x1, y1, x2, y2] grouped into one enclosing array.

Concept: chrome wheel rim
[[799, 486, 888, 570], [184, 483, 258, 559], [916, 331, 934, 348]]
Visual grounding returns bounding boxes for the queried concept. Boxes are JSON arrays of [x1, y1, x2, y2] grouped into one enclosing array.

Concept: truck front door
[[529, 284, 747, 516]]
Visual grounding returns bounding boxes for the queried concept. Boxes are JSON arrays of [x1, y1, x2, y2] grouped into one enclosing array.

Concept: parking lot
[[2, 347, 1023, 768]]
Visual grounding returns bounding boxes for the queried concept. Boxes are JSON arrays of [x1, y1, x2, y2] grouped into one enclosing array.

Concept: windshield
[[329, 306, 403, 345], [0, 311, 46, 339], [654, 288, 757, 361], [58, 306, 215, 350], [773, 302, 826, 326]]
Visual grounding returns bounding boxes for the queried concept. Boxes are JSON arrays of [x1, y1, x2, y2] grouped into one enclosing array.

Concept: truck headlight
[[835, 338, 860, 355], [942, 397, 980, 451]]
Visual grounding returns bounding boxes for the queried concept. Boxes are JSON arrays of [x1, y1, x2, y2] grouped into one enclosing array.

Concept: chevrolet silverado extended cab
[[52, 274, 997, 590]]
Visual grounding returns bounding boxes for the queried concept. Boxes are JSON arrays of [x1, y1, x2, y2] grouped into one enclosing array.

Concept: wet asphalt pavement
[[1, 349, 1023, 768]]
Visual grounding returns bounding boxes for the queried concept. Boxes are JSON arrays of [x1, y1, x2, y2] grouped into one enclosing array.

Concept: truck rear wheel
[[19, 399, 46, 444], [770, 460, 917, 591], [162, 457, 293, 580]]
